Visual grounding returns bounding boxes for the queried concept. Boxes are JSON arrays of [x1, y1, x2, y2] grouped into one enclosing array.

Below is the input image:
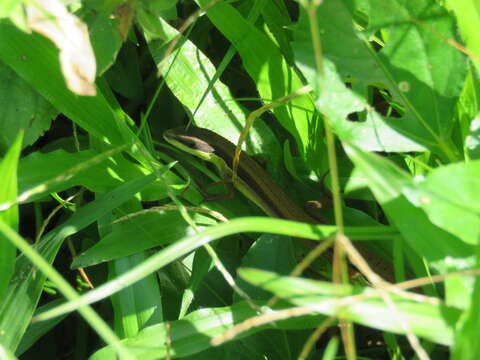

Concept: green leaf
[[15, 299, 68, 356], [85, 10, 123, 76], [367, 0, 466, 160], [292, 1, 425, 153], [0, 343, 16, 360], [18, 149, 121, 199], [343, 142, 474, 275], [293, 0, 466, 159], [261, 1, 295, 64], [144, 0, 178, 12], [18, 149, 169, 202], [36, 217, 398, 323], [110, 253, 163, 339], [0, 22, 151, 165], [0, 63, 56, 153], [0, 131, 22, 299], [403, 160, 480, 245], [71, 211, 211, 268], [235, 234, 296, 300], [90, 300, 323, 360], [452, 270, 480, 360], [104, 42, 143, 101]]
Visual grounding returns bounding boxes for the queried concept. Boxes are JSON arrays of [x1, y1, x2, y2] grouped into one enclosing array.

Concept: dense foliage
[[0, 0, 479, 359]]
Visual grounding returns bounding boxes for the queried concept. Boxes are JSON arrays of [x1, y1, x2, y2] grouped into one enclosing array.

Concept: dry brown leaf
[[116, 2, 135, 42], [26, 0, 96, 96]]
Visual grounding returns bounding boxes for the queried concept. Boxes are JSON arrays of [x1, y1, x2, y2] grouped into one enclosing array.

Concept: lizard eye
[[181, 138, 198, 149], [179, 136, 215, 153]]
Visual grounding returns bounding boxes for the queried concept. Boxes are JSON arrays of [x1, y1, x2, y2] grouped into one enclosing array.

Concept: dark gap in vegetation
[[371, 87, 403, 118]]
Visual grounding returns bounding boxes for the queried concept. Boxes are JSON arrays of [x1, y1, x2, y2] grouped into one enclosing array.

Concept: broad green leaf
[[293, 0, 466, 158], [292, 0, 425, 153], [18, 149, 126, 199], [80, 0, 124, 14], [0, 343, 16, 360], [71, 211, 212, 268], [0, 132, 22, 299], [0, 171, 161, 351], [367, 0, 466, 160], [98, 198, 164, 341], [104, 42, 144, 101], [403, 161, 480, 245], [0, 63, 56, 153], [143, 0, 178, 14], [95, 201, 164, 340], [262, 1, 294, 64], [90, 300, 323, 360], [0, 22, 152, 166], [344, 142, 474, 275], [185, 236, 244, 309], [293, 3, 425, 152], [261, 1, 294, 65], [240, 268, 461, 346], [18, 149, 169, 202]]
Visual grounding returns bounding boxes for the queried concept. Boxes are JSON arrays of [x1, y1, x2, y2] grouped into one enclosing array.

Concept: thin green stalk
[[305, 0, 354, 358]]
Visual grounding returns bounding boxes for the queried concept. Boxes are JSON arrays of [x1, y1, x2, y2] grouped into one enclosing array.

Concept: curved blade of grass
[[240, 268, 460, 346], [0, 218, 135, 360], [35, 218, 398, 321]]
